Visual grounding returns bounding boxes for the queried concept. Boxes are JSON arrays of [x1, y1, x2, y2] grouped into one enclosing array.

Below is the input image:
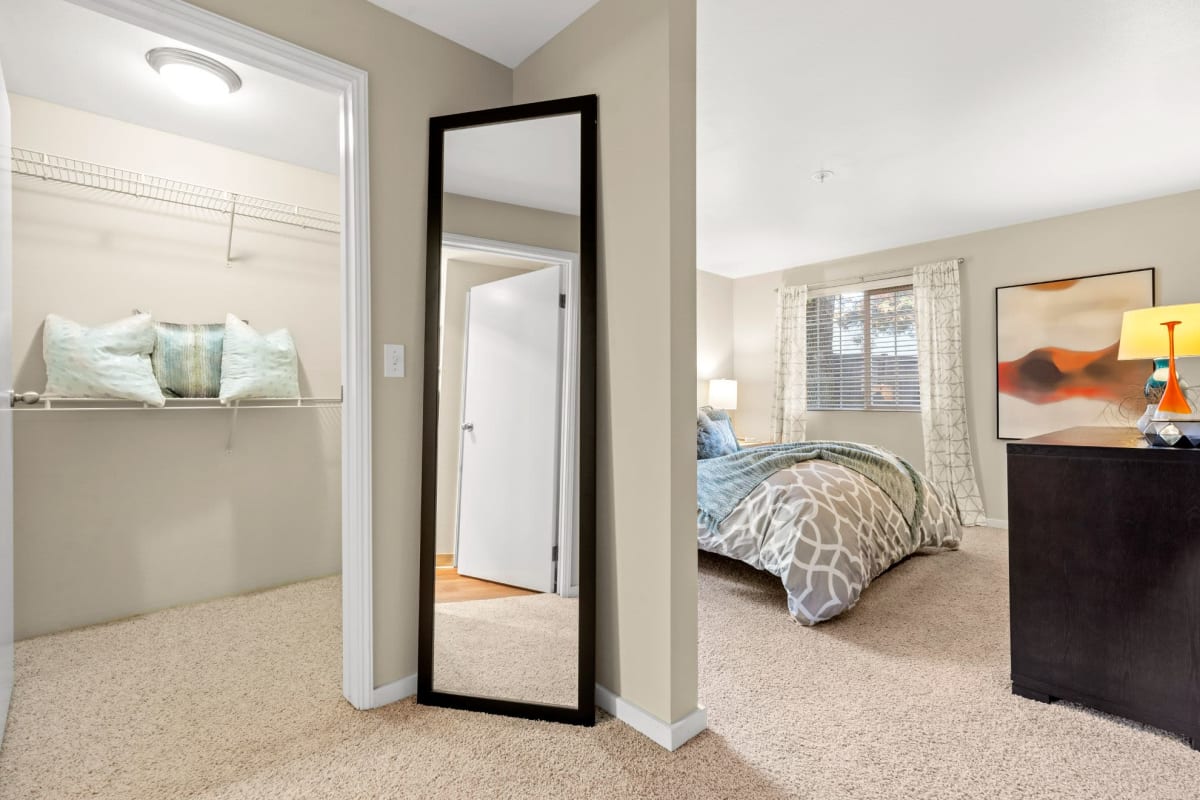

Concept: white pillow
[[43, 313, 166, 407], [219, 313, 300, 403]]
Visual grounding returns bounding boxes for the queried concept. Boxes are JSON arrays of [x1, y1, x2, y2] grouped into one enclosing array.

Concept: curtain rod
[[773, 258, 964, 293]]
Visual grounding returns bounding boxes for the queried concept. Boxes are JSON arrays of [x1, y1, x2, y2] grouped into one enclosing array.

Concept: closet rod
[[10, 147, 341, 234], [773, 258, 965, 293]]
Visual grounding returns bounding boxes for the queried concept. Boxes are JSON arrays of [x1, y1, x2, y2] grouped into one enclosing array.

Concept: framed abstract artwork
[[995, 268, 1155, 440]]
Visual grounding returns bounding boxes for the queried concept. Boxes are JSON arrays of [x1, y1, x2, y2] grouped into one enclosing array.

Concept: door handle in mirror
[[461, 422, 474, 432]]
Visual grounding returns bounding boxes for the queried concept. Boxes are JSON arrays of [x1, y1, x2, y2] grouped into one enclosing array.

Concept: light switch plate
[[384, 344, 405, 378]]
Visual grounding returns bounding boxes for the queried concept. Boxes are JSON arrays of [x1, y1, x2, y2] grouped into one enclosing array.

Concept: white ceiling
[[445, 115, 581, 215], [0, 0, 340, 174], [699, 0, 1200, 277], [367, 0, 600, 68]]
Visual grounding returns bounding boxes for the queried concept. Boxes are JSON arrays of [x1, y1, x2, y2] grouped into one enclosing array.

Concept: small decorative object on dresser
[[1008, 426, 1200, 750]]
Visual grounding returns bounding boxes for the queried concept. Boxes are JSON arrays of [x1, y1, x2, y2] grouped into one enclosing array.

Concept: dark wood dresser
[[1007, 426, 1200, 749]]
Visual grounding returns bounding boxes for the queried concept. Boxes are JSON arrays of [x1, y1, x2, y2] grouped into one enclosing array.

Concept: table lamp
[[708, 379, 738, 411], [1118, 303, 1200, 416]]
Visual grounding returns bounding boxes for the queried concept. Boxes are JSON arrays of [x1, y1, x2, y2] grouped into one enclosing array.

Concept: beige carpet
[[433, 593, 578, 706], [1, 528, 1198, 799]]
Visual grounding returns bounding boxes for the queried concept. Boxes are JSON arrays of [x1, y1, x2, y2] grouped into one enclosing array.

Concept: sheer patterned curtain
[[771, 285, 808, 443], [914, 260, 986, 526]]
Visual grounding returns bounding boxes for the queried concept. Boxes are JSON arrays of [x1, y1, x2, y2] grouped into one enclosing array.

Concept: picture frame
[[995, 267, 1156, 441]]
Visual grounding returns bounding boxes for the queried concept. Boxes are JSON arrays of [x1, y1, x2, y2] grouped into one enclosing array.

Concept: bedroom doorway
[[0, 0, 374, 754]]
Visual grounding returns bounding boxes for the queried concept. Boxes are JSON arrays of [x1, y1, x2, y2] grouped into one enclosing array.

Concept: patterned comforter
[[697, 458, 961, 624]]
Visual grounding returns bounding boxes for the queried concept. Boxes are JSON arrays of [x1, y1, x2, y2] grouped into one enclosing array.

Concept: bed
[[696, 437, 962, 625]]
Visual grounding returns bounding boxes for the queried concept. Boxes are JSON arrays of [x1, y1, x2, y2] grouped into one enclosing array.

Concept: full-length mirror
[[419, 96, 596, 725]]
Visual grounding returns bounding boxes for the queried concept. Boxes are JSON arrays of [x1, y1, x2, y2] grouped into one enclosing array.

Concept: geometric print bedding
[[698, 459, 962, 625]]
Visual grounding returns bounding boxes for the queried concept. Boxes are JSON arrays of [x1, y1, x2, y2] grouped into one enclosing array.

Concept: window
[[806, 285, 920, 411]]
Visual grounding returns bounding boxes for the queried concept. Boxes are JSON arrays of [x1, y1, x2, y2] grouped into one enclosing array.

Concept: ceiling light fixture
[[146, 47, 242, 104], [812, 169, 835, 184]]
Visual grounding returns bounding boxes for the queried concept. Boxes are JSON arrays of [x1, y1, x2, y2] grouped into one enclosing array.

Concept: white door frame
[[0, 62, 13, 743], [68, 0, 376, 709], [442, 233, 580, 598]]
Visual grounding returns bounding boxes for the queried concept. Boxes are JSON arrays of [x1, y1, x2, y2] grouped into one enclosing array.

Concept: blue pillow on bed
[[697, 406, 739, 459]]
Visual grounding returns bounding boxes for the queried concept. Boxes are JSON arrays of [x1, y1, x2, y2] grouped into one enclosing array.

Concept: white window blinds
[[805, 285, 920, 411]]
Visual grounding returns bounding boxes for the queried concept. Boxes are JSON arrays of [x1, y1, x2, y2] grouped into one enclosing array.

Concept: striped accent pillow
[[151, 322, 224, 398]]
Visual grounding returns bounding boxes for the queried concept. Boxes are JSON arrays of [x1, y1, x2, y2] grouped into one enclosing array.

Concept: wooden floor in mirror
[[434, 565, 538, 603]]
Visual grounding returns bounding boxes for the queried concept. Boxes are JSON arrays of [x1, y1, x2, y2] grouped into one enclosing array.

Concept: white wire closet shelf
[[9, 393, 343, 411], [9, 147, 341, 234]]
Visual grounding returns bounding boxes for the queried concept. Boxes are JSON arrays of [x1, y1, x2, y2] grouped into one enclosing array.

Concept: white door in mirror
[[456, 266, 562, 594], [383, 344, 405, 378]]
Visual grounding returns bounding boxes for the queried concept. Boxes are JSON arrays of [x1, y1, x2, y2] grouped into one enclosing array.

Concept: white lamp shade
[[1118, 303, 1200, 360], [708, 379, 737, 410]]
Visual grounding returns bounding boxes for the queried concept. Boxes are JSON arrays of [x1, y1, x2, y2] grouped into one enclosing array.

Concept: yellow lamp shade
[[1118, 303, 1200, 360], [708, 378, 738, 410]]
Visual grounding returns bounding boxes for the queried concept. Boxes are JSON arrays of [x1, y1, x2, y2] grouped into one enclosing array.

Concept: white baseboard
[[369, 673, 417, 709], [984, 517, 1009, 529], [595, 684, 707, 751], [0, 683, 10, 744]]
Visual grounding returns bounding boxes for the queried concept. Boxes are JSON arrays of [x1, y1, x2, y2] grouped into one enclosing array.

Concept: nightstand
[[1007, 426, 1200, 750]]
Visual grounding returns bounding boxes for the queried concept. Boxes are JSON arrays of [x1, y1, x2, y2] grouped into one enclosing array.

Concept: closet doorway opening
[[0, 0, 375, 726]]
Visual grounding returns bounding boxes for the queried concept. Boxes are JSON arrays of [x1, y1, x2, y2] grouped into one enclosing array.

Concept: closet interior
[[3, 0, 344, 642]]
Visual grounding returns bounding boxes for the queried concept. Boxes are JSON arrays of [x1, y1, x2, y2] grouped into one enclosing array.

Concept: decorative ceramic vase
[[1145, 357, 1188, 402]]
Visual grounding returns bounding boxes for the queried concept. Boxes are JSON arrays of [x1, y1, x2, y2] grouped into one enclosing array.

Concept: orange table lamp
[[1118, 304, 1200, 415]]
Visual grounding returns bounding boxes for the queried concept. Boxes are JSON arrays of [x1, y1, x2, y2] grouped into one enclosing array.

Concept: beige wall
[[184, 0, 513, 687], [514, 0, 700, 724], [696, 270, 733, 406], [444, 193, 580, 253], [729, 270, 780, 441], [10, 96, 342, 639], [728, 189, 1200, 521]]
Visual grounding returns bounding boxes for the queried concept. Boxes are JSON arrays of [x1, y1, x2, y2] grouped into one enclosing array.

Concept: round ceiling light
[[811, 169, 835, 184], [146, 47, 242, 104]]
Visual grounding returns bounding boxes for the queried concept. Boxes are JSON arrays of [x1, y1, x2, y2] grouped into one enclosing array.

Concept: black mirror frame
[[418, 95, 598, 726]]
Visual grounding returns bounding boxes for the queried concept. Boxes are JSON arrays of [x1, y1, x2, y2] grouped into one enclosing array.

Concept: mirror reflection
[[432, 113, 582, 707]]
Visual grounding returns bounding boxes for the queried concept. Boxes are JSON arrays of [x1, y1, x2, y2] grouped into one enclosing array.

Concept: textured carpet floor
[[434, 593, 578, 705], [1, 528, 1198, 799]]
